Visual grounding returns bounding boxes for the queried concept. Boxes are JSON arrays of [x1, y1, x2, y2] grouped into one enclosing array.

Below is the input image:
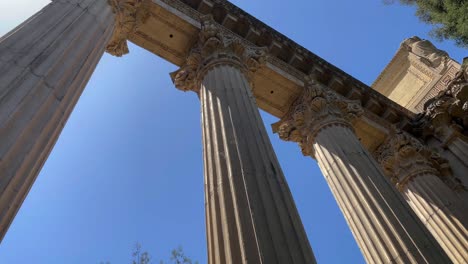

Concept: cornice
[[155, 0, 415, 124]]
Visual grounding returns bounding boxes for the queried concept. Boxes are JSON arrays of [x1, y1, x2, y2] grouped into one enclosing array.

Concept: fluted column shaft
[[447, 135, 468, 167], [200, 65, 315, 264], [275, 81, 451, 263], [403, 175, 468, 263], [376, 131, 468, 263], [313, 125, 450, 263], [172, 16, 316, 264], [0, 0, 116, 241]]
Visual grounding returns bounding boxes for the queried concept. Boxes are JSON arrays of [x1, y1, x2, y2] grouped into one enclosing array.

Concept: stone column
[[375, 131, 468, 263], [274, 80, 451, 263], [446, 135, 468, 166], [0, 0, 148, 241], [171, 17, 316, 264]]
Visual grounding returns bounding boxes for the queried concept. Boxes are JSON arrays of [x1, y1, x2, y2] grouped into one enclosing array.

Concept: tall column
[[274, 80, 452, 263], [0, 0, 148, 241], [171, 17, 316, 264], [375, 131, 468, 263]]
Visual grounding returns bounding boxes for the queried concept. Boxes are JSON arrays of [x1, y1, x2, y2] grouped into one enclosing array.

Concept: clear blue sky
[[0, 0, 465, 263]]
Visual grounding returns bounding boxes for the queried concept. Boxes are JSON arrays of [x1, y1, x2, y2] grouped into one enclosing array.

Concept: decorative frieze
[[413, 61, 468, 140], [414, 65, 459, 112], [106, 0, 151, 56]]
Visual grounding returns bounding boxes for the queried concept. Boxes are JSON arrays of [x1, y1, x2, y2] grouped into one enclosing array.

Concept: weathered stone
[[106, 0, 151, 57]]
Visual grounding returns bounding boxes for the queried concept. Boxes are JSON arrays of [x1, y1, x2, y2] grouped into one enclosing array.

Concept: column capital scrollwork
[[170, 15, 267, 93], [374, 131, 462, 191], [106, 0, 151, 57], [272, 77, 363, 156]]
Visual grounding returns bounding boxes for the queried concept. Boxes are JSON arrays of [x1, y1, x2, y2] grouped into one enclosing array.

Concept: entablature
[[128, 0, 416, 151]]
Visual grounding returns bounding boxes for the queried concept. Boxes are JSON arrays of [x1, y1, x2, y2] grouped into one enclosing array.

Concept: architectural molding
[[402, 36, 450, 71], [273, 78, 363, 156], [106, 0, 151, 56], [153, 0, 415, 127], [414, 65, 459, 112]]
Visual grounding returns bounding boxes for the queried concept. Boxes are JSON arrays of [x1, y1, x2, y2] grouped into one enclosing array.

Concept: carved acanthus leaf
[[106, 0, 151, 57], [374, 131, 460, 191], [170, 15, 267, 92], [273, 77, 363, 156]]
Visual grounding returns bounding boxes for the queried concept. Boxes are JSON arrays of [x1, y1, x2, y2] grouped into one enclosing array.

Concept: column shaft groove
[[403, 176, 468, 263], [313, 125, 451, 263], [0, 0, 115, 241], [375, 130, 468, 263], [200, 65, 316, 264]]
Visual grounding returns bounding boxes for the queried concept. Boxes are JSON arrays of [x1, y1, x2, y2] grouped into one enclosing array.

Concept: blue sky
[[0, 0, 466, 263]]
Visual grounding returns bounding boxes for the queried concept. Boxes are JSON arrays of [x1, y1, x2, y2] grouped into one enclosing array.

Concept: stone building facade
[[0, 0, 466, 263]]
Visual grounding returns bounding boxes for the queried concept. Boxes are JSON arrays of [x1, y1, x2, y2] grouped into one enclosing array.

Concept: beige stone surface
[[372, 36, 461, 113]]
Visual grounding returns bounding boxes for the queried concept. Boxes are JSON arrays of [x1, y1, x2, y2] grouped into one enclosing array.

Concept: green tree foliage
[[170, 246, 199, 264], [100, 243, 197, 264], [132, 243, 152, 264], [388, 0, 468, 47]]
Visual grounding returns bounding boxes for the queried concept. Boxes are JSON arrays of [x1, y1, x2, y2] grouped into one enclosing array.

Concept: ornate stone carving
[[273, 77, 363, 156], [106, 0, 151, 57], [412, 59, 468, 140], [402, 36, 449, 69], [170, 15, 267, 93], [375, 131, 463, 191], [414, 65, 459, 112]]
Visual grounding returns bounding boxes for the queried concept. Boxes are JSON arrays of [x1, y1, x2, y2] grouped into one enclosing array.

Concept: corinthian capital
[[170, 15, 267, 92], [374, 131, 456, 190], [106, 0, 151, 57], [273, 77, 363, 156]]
